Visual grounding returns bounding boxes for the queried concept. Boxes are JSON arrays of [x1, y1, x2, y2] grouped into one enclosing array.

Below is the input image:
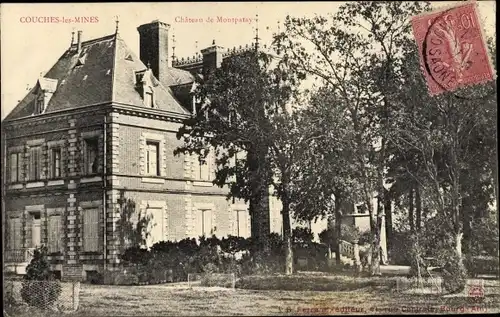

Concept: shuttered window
[[50, 148, 62, 179], [234, 210, 251, 238], [84, 138, 99, 175], [146, 141, 160, 176], [199, 152, 214, 181], [146, 208, 164, 248], [8, 218, 22, 250], [29, 146, 42, 181], [194, 209, 213, 238], [48, 215, 62, 253], [83, 209, 100, 252]]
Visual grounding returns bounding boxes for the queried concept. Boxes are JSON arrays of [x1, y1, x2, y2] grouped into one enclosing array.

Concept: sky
[[0, 1, 496, 120]]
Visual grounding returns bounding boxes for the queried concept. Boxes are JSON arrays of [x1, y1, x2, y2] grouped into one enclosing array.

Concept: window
[[198, 152, 214, 181], [146, 141, 160, 176], [35, 95, 44, 114], [84, 138, 99, 175], [10, 152, 21, 183], [8, 218, 22, 250], [145, 91, 154, 108], [48, 215, 62, 253], [234, 210, 251, 238], [51, 148, 62, 178], [194, 209, 213, 238], [146, 207, 164, 248], [83, 209, 100, 252], [29, 146, 42, 181]]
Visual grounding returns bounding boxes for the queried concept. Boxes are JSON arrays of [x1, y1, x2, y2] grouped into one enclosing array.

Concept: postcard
[[1, 1, 498, 316]]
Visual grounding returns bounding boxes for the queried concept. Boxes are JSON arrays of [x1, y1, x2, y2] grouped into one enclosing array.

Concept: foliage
[[21, 246, 62, 308], [469, 214, 499, 256], [439, 253, 468, 294], [292, 227, 314, 245], [117, 192, 153, 250]]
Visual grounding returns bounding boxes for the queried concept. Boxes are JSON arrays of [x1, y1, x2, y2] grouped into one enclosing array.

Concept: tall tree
[[175, 50, 305, 274], [274, 1, 431, 275], [388, 43, 497, 262]]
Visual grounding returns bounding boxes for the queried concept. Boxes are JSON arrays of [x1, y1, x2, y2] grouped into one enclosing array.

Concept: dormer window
[[35, 94, 45, 114], [135, 69, 156, 108], [33, 77, 58, 115]]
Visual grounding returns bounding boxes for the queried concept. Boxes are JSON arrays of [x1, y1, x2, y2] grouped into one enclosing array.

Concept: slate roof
[[4, 33, 192, 121]]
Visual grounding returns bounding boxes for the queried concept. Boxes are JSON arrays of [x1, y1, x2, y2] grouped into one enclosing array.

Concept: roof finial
[[147, 61, 151, 69], [172, 32, 176, 62], [212, 39, 216, 45], [195, 40, 198, 51], [254, 13, 260, 50], [115, 15, 119, 34]]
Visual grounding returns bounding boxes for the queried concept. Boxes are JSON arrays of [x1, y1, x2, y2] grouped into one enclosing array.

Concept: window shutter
[[8, 219, 15, 249], [84, 209, 99, 252], [48, 216, 61, 253], [195, 209, 203, 238], [203, 210, 213, 236], [28, 147, 34, 181], [9, 153, 17, 183]]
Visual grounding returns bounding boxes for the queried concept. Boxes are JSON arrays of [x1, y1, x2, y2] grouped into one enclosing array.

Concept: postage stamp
[[410, 1, 495, 96]]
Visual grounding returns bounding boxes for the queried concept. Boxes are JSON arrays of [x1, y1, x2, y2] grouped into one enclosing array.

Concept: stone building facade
[[2, 20, 282, 281]]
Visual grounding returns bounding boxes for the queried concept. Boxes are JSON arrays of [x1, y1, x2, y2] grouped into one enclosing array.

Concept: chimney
[[137, 20, 171, 86], [77, 31, 82, 53], [201, 39, 224, 76]]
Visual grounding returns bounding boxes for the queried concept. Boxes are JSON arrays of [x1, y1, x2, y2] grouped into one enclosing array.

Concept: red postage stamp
[[411, 1, 495, 96]]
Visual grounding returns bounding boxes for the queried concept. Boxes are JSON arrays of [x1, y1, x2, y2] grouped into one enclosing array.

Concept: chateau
[[2, 20, 284, 281]]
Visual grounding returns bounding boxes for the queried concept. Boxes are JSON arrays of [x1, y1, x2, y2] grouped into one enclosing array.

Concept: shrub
[[465, 255, 500, 277], [20, 246, 62, 309], [440, 253, 467, 294]]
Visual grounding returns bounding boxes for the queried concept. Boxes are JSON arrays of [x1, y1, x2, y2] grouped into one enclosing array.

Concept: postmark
[[411, 1, 495, 96]]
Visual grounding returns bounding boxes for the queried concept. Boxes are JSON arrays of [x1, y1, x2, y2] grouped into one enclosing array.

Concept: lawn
[[5, 277, 500, 316]]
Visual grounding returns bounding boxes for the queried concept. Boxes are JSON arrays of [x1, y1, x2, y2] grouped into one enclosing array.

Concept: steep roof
[[4, 33, 191, 121]]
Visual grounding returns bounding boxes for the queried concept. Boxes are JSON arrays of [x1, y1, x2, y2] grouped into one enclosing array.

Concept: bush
[[465, 255, 500, 277], [440, 253, 467, 294], [20, 246, 62, 309]]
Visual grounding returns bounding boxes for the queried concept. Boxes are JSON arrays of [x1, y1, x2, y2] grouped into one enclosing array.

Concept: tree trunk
[[334, 199, 342, 266], [368, 197, 381, 276], [409, 186, 414, 232], [281, 189, 293, 275], [455, 231, 463, 262], [384, 188, 392, 252], [415, 186, 421, 232], [247, 147, 271, 253]]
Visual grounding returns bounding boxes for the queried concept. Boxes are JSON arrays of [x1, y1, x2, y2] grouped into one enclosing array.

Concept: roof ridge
[[80, 34, 115, 46]]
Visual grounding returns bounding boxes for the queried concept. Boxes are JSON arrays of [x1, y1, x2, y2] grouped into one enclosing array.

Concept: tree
[[292, 227, 314, 246], [387, 40, 497, 267], [273, 1, 431, 275], [175, 50, 305, 274]]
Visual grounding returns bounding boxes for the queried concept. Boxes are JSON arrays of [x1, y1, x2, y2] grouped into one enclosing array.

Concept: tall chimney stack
[[137, 20, 171, 86], [77, 31, 83, 53]]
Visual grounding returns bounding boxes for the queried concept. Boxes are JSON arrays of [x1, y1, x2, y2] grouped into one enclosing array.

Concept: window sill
[[26, 181, 45, 188], [141, 177, 165, 184], [8, 183, 24, 189], [48, 179, 65, 186], [193, 181, 213, 187], [81, 176, 102, 183]]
